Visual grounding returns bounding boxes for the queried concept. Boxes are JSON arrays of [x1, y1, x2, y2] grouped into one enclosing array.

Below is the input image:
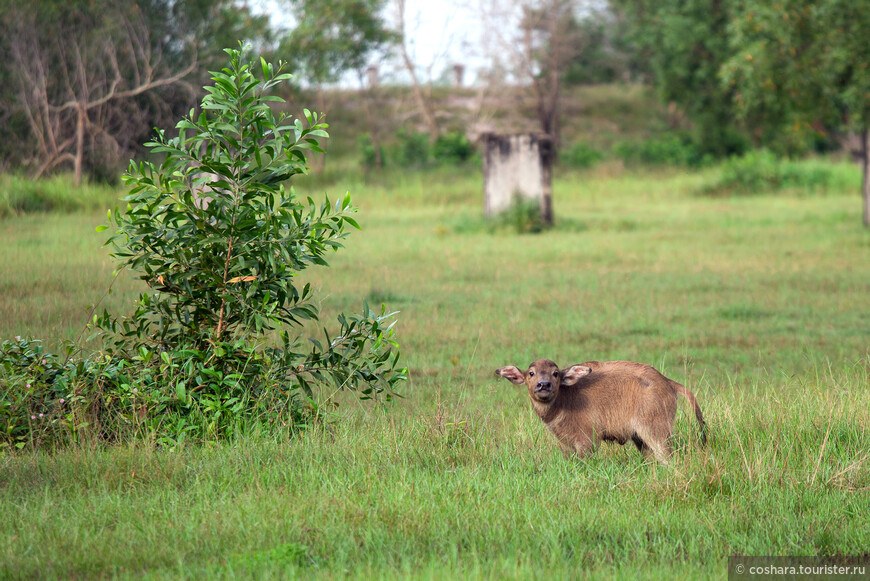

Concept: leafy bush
[[0, 336, 198, 449], [358, 133, 385, 167], [614, 134, 707, 167], [0, 338, 71, 449], [432, 131, 475, 164], [701, 150, 846, 196], [1, 45, 406, 450], [372, 130, 474, 170], [561, 142, 604, 169], [394, 129, 431, 167]]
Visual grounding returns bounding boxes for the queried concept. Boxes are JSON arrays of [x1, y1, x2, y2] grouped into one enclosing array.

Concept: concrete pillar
[[482, 133, 553, 223], [452, 64, 465, 87], [366, 65, 379, 88]]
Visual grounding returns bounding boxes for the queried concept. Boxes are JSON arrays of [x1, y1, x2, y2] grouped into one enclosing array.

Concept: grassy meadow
[[1, 161, 869, 579]]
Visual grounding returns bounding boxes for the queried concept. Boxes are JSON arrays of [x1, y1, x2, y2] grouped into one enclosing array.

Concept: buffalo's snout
[[535, 380, 552, 392]]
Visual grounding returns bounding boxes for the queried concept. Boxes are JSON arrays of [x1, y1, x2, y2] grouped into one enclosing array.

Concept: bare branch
[[396, 0, 440, 139], [6, 3, 197, 183], [33, 153, 77, 180], [480, 0, 587, 142]]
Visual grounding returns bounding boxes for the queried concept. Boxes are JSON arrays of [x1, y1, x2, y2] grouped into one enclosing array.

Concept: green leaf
[[176, 381, 187, 403]]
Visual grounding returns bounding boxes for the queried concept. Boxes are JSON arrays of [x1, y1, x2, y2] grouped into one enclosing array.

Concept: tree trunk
[[863, 128, 869, 228], [396, 0, 439, 141], [74, 104, 85, 186], [540, 135, 554, 226], [403, 57, 439, 140]]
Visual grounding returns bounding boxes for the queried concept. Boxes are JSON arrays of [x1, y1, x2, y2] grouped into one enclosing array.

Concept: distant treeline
[[0, 0, 867, 185]]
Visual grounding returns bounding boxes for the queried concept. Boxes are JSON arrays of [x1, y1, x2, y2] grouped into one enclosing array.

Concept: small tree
[[88, 45, 405, 439]]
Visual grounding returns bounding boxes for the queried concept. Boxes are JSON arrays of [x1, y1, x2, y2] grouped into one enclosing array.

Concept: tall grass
[[1, 163, 869, 578], [0, 173, 121, 218], [700, 151, 861, 196]]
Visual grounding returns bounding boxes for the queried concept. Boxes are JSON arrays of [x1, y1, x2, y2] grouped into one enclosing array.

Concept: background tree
[[721, 0, 870, 225], [278, 0, 395, 88], [614, 0, 749, 156], [521, 0, 587, 146], [482, 0, 589, 146], [0, 0, 271, 182], [276, 0, 396, 167], [155, 0, 273, 69], [3, 2, 196, 185], [560, 10, 637, 86], [480, 0, 592, 226], [395, 0, 441, 141]]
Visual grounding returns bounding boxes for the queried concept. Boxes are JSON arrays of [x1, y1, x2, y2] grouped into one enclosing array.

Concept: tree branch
[[396, 0, 440, 140]]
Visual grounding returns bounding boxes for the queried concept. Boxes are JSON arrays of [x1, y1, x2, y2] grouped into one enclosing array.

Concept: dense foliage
[[277, 0, 396, 86], [722, 0, 870, 142], [613, 0, 749, 157]]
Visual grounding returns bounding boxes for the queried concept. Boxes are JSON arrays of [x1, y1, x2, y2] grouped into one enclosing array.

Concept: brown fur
[[495, 359, 707, 464]]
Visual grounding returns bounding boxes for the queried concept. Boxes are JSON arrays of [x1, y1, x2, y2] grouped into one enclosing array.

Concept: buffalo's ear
[[495, 366, 526, 385], [560, 365, 591, 386]]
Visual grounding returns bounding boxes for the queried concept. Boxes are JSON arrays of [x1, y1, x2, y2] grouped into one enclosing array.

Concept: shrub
[[394, 129, 431, 167], [433, 131, 475, 164], [614, 134, 706, 167], [0, 338, 71, 449], [358, 133, 385, 168], [377, 130, 475, 169], [701, 149, 845, 196], [1, 45, 406, 450], [561, 142, 604, 169]]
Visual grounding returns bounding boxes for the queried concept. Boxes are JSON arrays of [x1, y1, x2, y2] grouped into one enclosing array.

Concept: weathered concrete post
[[366, 65, 379, 88], [452, 64, 465, 87], [482, 133, 553, 225]]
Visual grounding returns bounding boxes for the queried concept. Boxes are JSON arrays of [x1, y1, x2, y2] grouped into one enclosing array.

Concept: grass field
[[1, 162, 869, 579]]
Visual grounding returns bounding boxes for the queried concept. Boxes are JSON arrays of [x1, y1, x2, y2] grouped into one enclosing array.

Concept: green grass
[[1, 163, 870, 579], [0, 212, 141, 347], [0, 173, 121, 218]]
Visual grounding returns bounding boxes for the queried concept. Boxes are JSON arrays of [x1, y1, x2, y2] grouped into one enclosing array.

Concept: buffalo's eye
[[553, 371, 559, 377], [529, 370, 535, 377]]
